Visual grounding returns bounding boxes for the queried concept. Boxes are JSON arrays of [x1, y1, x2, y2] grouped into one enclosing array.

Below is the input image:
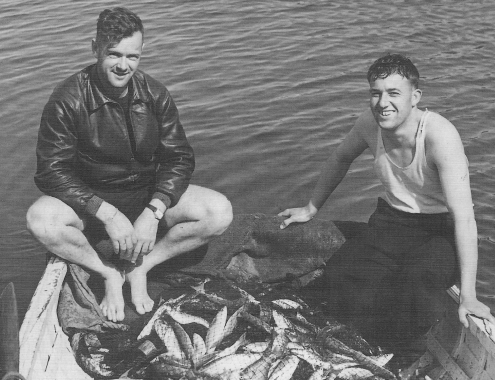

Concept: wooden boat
[[18, 256, 495, 380], [19, 257, 91, 380]]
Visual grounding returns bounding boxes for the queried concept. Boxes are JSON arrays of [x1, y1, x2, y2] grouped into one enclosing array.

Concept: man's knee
[[26, 196, 81, 244], [203, 192, 233, 237]]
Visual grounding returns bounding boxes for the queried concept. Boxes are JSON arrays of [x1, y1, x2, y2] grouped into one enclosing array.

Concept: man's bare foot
[[99, 268, 126, 322], [126, 266, 154, 315]]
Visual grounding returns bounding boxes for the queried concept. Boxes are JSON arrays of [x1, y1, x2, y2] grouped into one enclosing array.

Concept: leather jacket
[[35, 64, 195, 215]]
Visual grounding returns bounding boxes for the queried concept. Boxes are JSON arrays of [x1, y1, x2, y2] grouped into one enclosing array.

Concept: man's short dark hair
[[96, 7, 144, 47], [367, 53, 420, 89]]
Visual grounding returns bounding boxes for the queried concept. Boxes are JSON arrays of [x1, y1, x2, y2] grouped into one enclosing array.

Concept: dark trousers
[[84, 187, 166, 260], [324, 198, 458, 345]]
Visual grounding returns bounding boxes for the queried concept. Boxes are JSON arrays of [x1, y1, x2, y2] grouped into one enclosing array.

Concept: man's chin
[[110, 80, 129, 88]]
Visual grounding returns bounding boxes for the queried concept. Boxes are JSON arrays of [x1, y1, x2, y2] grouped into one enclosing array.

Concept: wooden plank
[[427, 331, 470, 380], [0, 283, 19, 375], [447, 286, 495, 358], [484, 353, 495, 380], [18, 257, 92, 380]]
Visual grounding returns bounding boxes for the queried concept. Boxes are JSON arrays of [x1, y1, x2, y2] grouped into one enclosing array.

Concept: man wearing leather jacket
[[26, 7, 233, 322]]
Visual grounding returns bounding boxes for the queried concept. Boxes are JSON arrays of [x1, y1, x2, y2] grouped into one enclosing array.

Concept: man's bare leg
[[26, 195, 126, 322], [126, 185, 233, 314]]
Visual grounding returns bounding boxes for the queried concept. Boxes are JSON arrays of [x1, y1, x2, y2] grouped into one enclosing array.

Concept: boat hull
[[19, 257, 91, 380], [18, 256, 495, 380]]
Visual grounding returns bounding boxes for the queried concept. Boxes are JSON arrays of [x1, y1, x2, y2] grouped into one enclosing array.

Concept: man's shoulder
[[424, 110, 465, 163], [425, 111, 459, 141], [133, 70, 169, 95], [49, 65, 92, 102]]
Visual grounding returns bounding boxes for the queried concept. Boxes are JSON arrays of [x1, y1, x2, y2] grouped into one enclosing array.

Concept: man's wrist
[[146, 203, 164, 220], [95, 202, 119, 224]]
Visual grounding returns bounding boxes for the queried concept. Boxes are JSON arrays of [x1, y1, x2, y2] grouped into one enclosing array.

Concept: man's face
[[369, 74, 421, 131], [93, 31, 143, 92]]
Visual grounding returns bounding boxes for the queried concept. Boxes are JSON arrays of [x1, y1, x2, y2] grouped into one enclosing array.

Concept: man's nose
[[116, 57, 128, 71], [378, 94, 389, 108]]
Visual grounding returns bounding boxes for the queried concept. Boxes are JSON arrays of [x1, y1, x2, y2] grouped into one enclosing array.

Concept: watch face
[[155, 209, 164, 220]]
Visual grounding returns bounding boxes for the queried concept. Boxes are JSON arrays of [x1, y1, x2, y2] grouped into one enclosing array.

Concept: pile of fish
[[74, 278, 397, 379]]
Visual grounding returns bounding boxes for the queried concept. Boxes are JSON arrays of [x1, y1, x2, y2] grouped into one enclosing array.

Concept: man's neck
[[105, 85, 128, 100], [382, 108, 422, 148]]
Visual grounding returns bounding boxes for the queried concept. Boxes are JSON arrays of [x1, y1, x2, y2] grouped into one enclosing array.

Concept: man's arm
[[35, 90, 135, 258], [279, 113, 369, 228], [35, 93, 100, 215], [130, 84, 195, 259], [153, 87, 195, 209], [428, 113, 495, 326]]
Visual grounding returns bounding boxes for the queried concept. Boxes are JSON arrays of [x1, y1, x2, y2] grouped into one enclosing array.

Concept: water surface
[[1, 0, 495, 317]]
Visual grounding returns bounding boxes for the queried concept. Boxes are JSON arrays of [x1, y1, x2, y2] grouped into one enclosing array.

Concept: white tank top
[[373, 110, 449, 214]]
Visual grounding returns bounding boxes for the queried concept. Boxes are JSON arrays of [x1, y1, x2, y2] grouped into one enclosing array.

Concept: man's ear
[[91, 39, 98, 57], [412, 88, 422, 107]]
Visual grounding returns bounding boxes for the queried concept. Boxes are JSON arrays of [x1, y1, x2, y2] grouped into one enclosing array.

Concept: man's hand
[[458, 296, 495, 328], [278, 202, 318, 229], [132, 208, 160, 263], [103, 209, 136, 259]]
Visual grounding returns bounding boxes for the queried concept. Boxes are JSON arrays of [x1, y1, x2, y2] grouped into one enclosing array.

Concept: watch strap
[[146, 204, 164, 220]]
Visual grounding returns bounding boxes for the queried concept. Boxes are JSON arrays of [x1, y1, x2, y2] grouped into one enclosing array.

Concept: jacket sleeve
[[153, 89, 195, 208], [34, 91, 101, 215]]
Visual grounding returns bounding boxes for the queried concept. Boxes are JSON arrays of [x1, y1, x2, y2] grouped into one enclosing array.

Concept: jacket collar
[[86, 64, 151, 112]]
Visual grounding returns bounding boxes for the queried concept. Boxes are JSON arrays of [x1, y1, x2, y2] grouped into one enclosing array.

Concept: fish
[[321, 335, 396, 380], [268, 354, 300, 380], [166, 305, 210, 328], [151, 361, 195, 379], [272, 299, 304, 310], [223, 304, 247, 338], [240, 353, 279, 380], [272, 309, 313, 339], [229, 283, 260, 304], [269, 327, 289, 357], [243, 341, 270, 353], [369, 353, 394, 367], [152, 353, 190, 368], [217, 370, 242, 380], [272, 309, 291, 330], [79, 353, 114, 377], [171, 321, 195, 363], [240, 310, 272, 333], [206, 332, 248, 363], [200, 353, 263, 377], [192, 333, 207, 368], [153, 318, 187, 362], [191, 280, 241, 307], [259, 303, 273, 323], [137, 293, 187, 339], [206, 305, 228, 353], [307, 366, 328, 380], [337, 367, 374, 380], [289, 347, 332, 371]]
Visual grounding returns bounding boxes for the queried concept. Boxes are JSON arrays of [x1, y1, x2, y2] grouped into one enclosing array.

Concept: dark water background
[[1, 0, 495, 319]]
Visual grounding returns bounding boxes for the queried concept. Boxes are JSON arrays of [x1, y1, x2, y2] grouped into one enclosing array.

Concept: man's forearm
[[455, 217, 479, 300], [310, 153, 352, 211]]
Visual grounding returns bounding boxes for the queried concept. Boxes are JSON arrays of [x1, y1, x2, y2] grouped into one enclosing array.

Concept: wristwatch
[[146, 204, 164, 220]]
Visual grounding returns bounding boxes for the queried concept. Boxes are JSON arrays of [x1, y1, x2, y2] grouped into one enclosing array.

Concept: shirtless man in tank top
[[279, 53, 495, 350]]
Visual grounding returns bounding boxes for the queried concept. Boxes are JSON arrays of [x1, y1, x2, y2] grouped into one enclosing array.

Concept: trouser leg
[[395, 236, 458, 342], [323, 235, 398, 342]]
